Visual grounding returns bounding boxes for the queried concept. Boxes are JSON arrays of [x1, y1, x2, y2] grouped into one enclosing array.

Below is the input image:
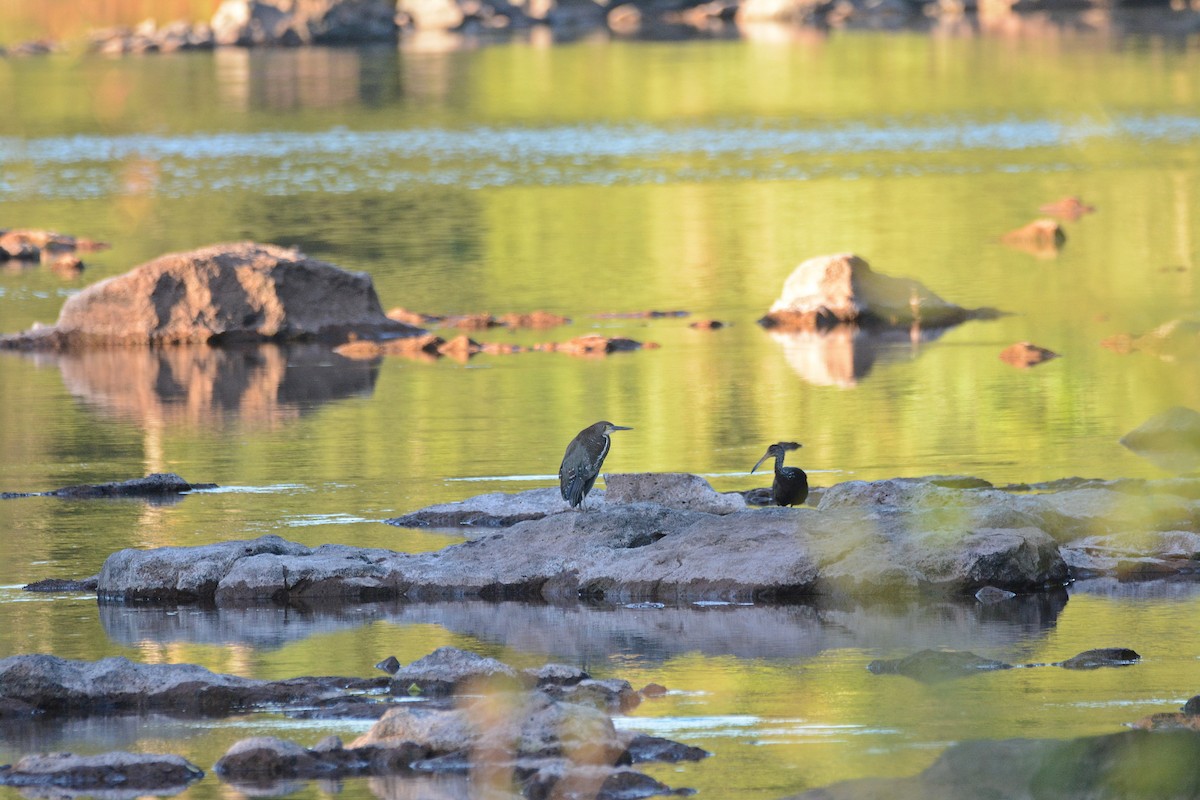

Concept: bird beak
[[608, 425, 633, 432], [750, 453, 770, 474]]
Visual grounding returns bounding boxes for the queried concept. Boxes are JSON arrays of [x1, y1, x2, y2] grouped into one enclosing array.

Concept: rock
[[688, 319, 727, 330], [595, 310, 689, 319], [385, 487, 567, 528], [0, 752, 203, 792], [1000, 218, 1066, 257], [387, 307, 445, 326], [757, 253, 984, 332], [2, 470, 217, 501], [1120, 406, 1200, 472], [23, 576, 99, 592], [1039, 195, 1096, 220], [0, 242, 422, 349], [1185, 695, 1200, 716], [1131, 712, 1200, 731], [214, 735, 392, 781], [866, 649, 1013, 682], [525, 663, 590, 686], [625, 733, 710, 763], [375, 656, 401, 675], [1056, 647, 1140, 669], [212, 0, 398, 45], [535, 334, 657, 356], [602, 472, 747, 514], [788, 730, 1200, 799], [498, 310, 571, 328], [390, 647, 525, 696], [999, 341, 1059, 368], [0, 654, 395, 721]]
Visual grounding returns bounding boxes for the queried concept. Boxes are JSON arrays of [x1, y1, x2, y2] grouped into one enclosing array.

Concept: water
[[1, 22, 1200, 799]]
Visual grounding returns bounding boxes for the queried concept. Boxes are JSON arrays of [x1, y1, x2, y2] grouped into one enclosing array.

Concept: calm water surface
[[1, 25, 1200, 799]]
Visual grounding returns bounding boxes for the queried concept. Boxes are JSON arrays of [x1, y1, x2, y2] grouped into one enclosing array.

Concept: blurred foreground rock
[[787, 730, 1200, 799], [0, 242, 423, 349]]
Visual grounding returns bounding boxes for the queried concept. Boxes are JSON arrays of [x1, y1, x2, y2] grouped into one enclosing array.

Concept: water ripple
[[0, 114, 1195, 198]]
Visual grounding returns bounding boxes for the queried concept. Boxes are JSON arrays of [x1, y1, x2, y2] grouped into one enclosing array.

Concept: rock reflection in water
[[20, 344, 379, 430], [768, 326, 949, 387], [99, 595, 1068, 663]]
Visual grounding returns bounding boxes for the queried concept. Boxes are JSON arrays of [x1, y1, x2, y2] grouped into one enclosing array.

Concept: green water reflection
[[0, 25, 1199, 800]]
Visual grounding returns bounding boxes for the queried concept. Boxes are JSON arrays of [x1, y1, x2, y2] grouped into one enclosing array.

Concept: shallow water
[[1, 21, 1200, 799]]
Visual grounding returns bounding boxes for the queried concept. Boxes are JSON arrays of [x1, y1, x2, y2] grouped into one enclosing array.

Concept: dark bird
[[559, 421, 632, 509], [751, 441, 808, 507]]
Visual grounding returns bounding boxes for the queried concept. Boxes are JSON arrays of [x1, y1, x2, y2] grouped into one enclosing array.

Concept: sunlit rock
[[0, 242, 423, 349], [603, 472, 746, 514], [758, 253, 986, 332], [999, 341, 1059, 368], [212, 0, 398, 45], [0, 752, 203, 793], [1120, 406, 1200, 473]]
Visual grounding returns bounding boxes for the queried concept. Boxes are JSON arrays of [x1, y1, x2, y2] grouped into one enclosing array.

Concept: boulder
[[0, 752, 203, 792], [757, 253, 985, 331], [212, 0, 398, 45], [1056, 647, 1140, 670], [0, 242, 422, 349], [390, 647, 525, 696]]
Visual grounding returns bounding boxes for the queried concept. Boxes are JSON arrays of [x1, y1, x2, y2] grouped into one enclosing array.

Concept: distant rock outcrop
[[0, 242, 423, 349]]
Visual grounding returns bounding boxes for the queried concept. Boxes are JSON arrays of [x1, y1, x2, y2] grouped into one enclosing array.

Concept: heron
[[559, 421, 632, 509], [751, 441, 808, 507]]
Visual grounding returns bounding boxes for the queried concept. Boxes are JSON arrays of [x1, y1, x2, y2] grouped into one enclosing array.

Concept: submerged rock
[[0, 242, 422, 349], [866, 649, 1013, 682], [0, 752, 203, 793], [757, 253, 989, 332]]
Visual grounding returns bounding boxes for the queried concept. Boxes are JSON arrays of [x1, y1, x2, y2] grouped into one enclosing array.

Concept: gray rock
[[1056, 647, 1140, 670], [3, 473, 215, 501], [0, 242, 422, 349], [391, 647, 525, 696], [99, 475, 1089, 606], [0, 751, 203, 792], [0, 654, 386, 719], [604, 472, 746, 514], [386, 487, 567, 528]]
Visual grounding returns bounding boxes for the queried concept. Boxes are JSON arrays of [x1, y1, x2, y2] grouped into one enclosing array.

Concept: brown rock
[[689, 319, 726, 330], [537, 335, 651, 356], [3, 242, 421, 348], [445, 313, 499, 330], [1000, 218, 1066, 256], [1039, 195, 1095, 220], [999, 341, 1059, 368], [387, 307, 444, 326]]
